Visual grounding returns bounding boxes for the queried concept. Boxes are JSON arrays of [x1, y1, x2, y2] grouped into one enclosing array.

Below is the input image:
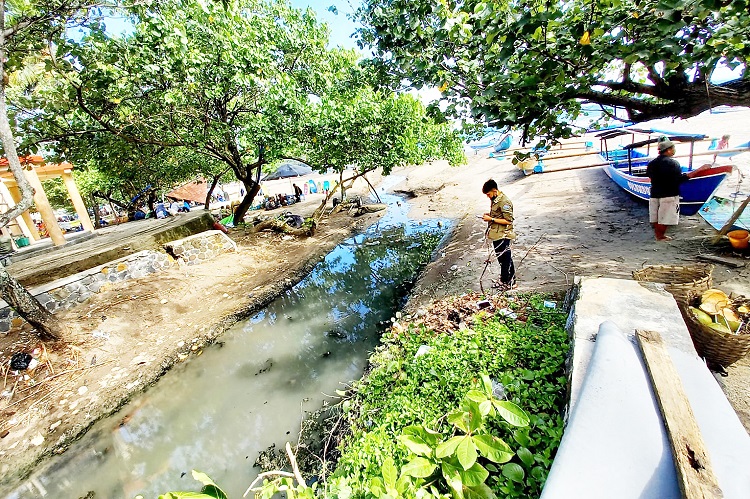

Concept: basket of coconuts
[[684, 288, 750, 367]]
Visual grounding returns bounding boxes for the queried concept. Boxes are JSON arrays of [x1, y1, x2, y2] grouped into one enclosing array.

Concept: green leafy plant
[[157, 470, 228, 499], [384, 374, 528, 499]]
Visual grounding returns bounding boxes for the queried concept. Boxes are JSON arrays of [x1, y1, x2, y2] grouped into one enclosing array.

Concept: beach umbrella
[[261, 160, 314, 181]]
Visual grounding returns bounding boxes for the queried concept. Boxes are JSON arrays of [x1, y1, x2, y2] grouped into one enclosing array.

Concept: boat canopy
[[622, 135, 708, 150], [646, 127, 706, 140], [595, 129, 631, 139]]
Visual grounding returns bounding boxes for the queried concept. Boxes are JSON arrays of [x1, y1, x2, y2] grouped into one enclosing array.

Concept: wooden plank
[[694, 254, 745, 269], [712, 194, 750, 243], [635, 330, 723, 499]]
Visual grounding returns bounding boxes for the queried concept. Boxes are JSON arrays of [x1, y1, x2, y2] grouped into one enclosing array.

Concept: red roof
[[166, 180, 209, 203]]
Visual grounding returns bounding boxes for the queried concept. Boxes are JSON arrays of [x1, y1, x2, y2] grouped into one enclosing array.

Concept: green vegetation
[[355, 0, 750, 142], [213, 294, 571, 498], [12, 0, 464, 223]]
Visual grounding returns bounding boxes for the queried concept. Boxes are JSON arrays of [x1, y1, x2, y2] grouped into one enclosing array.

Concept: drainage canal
[[8, 190, 449, 498]]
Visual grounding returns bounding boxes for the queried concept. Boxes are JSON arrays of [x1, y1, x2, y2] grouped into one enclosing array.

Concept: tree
[[305, 88, 464, 219], [24, 0, 344, 224], [355, 0, 750, 141], [0, 1, 113, 340]]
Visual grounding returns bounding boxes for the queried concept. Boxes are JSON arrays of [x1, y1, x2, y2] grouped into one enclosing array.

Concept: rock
[[450, 265, 459, 271]]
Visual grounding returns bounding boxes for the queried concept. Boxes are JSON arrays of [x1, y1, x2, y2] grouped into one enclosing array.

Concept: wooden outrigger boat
[[597, 129, 735, 216]]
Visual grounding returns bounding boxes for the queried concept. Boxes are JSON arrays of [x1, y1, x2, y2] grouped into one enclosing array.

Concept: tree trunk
[[232, 180, 261, 225], [0, 3, 67, 341], [0, 267, 63, 340], [91, 194, 103, 228], [340, 170, 346, 201], [204, 173, 222, 210], [251, 218, 315, 237]]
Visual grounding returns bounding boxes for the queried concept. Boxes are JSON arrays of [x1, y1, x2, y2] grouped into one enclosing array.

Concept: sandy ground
[[1, 108, 749, 491]]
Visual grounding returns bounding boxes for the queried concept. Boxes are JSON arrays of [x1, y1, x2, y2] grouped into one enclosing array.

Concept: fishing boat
[[597, 130, 734, 216]]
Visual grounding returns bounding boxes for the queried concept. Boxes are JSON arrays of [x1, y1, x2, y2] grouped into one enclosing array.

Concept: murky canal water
[[7, 190, 448, 498]]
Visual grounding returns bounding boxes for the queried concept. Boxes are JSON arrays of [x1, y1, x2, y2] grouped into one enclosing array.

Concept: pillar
[[6, 185, 39, 240], [24, 167, 66, 246], [61, 170, 95, 232]]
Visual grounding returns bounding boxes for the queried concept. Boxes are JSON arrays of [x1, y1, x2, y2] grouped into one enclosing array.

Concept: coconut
[[708, 322, 732, 334], [689, 307, 714, 326], [701, 289, 729, 304], [722, 308, 740, 322], [726, 320, 742, 333], [700, 299, 729, 315]]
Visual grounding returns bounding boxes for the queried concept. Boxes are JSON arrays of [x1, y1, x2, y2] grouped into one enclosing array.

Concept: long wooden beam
[[636, 330, 723, 499]]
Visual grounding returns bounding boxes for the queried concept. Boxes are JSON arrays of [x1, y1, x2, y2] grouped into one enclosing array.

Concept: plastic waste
[[10, 352, 32, 371]]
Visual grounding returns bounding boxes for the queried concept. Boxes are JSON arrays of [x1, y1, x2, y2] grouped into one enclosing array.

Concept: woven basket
[[632, 263, 714, 306], [681, 292, 750, 367]]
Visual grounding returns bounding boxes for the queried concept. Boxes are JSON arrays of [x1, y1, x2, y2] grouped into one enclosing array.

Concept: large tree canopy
[[356, 0, 749, 139], [23, 0, 340, 222]]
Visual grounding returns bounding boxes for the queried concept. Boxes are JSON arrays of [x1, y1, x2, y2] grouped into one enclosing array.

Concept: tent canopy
[[262, 159, 313, 181]]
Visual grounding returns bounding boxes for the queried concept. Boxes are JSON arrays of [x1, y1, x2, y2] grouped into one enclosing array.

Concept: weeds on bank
[[162, 293, 570, 499]]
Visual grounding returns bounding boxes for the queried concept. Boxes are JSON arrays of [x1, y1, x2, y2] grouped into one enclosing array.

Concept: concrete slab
[[5, 211, 214, 287], [543, 277, 750, 498]]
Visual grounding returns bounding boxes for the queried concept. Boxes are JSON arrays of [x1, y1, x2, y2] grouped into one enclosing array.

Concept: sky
[[289, 0, 361, 51], [96, 1, 363, 51]]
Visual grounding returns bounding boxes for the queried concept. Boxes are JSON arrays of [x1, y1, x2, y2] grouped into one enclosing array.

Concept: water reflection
[[7, 192, 448, 499]]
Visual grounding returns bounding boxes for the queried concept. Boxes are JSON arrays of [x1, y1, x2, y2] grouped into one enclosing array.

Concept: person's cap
[[658, 139, 675, 152]]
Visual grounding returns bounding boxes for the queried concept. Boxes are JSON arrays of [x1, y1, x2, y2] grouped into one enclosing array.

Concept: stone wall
[[0, 230, 236, 334], [163, 230, 237, 266]]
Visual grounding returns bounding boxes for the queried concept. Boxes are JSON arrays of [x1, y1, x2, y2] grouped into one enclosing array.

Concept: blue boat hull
[[601, 154, 730, 216]]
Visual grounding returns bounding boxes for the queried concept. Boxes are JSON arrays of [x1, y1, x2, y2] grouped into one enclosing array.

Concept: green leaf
[[479, 399, 493, 417], [158, 494, 218, 499], [512, 430, 530, 447], [464, 483, 497, 499], [465, 389, 487, 403], [456, 436, 478, 470], [447, 409, 470, 433], [190, 470, 227, 499], [517, 447, 535, 467], [458, 462, 489, 486], [441, 461, 465, 499], [401, 457, 437, 478], [398, 434, 432, 456], [492, 400, 530, 427], [472, 434, 514, 463], [480, 374, 493, 396], [502, 463, 526, 483], [436, 436, 463, 458], [467, 400, 484, 433], [382, 457, 398, 489]]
